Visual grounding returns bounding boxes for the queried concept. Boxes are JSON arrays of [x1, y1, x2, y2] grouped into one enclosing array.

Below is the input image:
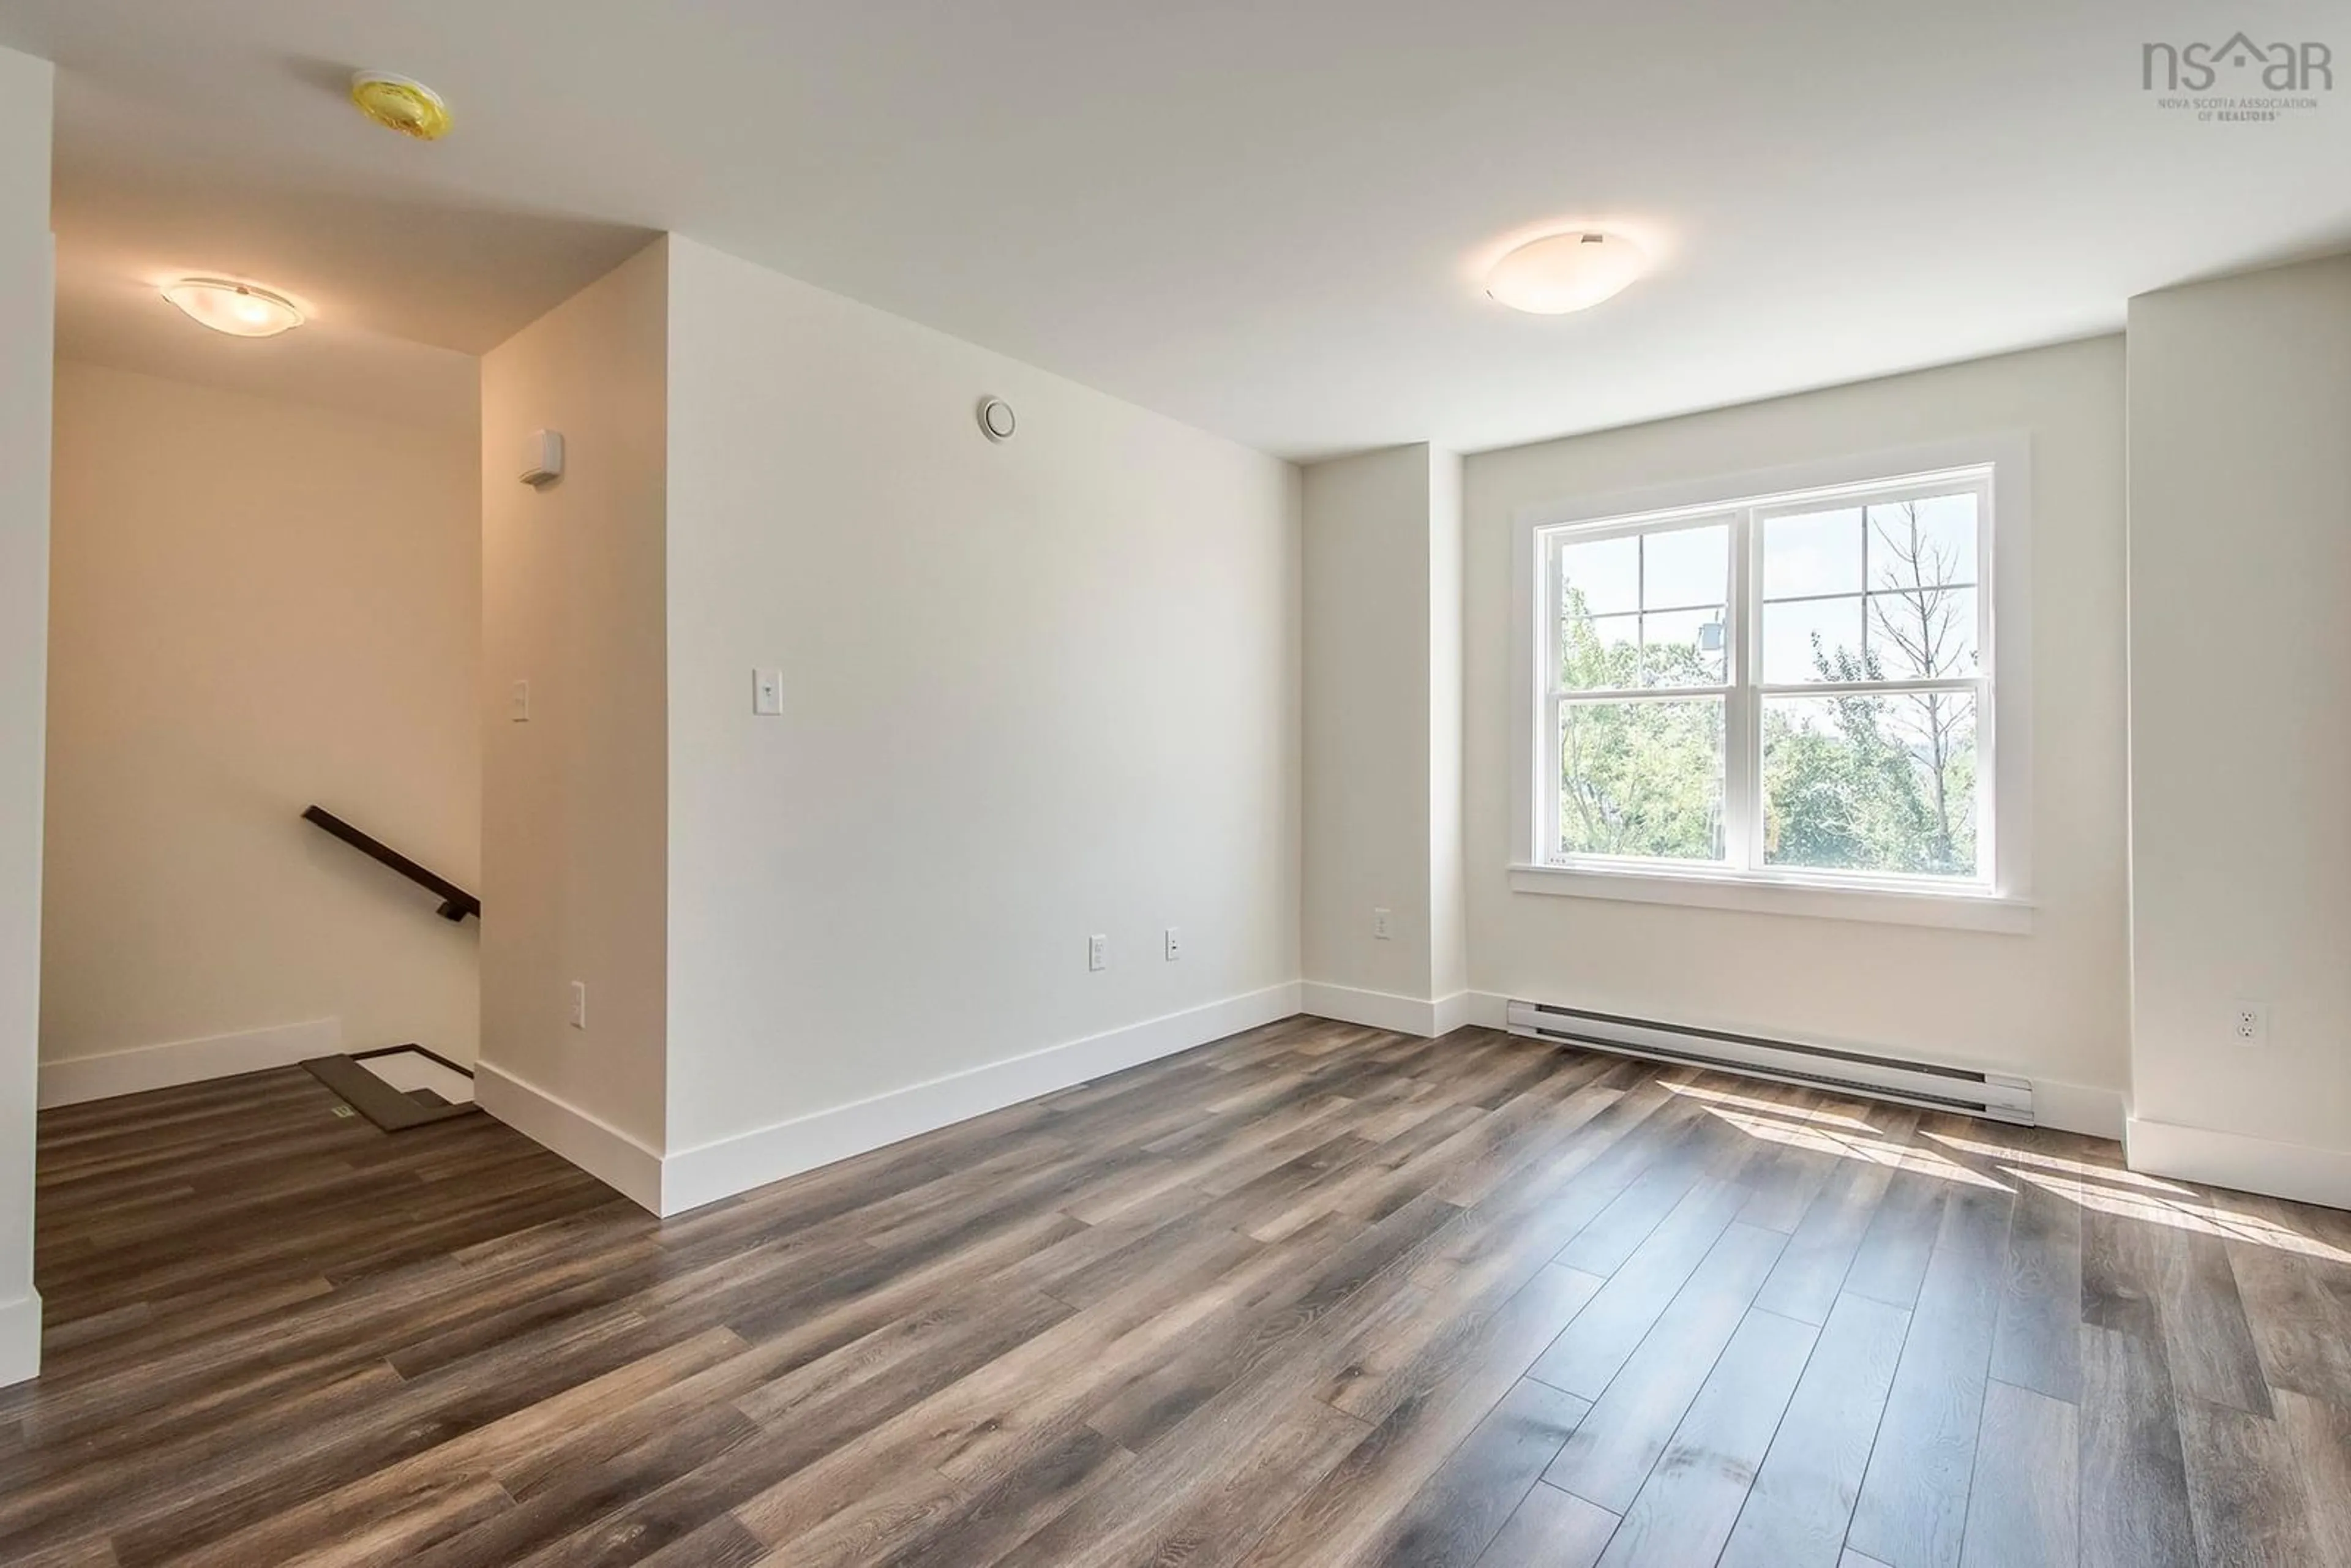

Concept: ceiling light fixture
[[350, 70, 452, 140], [1485, 230, 1649, 315], [161, 278, 305, 337]]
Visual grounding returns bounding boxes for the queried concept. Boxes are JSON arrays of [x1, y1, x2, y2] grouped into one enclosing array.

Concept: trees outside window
[[1542, 471, 1991, 885]]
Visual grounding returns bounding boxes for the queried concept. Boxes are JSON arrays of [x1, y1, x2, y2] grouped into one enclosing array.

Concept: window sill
[[1506, 862, 2034, 934]]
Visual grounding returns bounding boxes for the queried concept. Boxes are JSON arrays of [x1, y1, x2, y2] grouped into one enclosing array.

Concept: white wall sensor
[[977, 397, 1016, 442], [520, 429, 564, 486]]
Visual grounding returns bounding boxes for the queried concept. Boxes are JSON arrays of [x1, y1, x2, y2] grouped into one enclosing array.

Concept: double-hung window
[[1518, 448, 2027, 927]]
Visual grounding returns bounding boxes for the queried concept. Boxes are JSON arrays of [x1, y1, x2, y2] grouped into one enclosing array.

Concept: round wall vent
[[978, 397, 1017, 441]]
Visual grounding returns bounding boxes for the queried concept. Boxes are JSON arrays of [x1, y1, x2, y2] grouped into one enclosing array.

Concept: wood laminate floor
[[9, 1018, 2351, 1567]]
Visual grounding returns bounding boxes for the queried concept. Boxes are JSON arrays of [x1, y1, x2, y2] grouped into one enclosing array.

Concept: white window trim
[[1508, 435, 2035, 934]]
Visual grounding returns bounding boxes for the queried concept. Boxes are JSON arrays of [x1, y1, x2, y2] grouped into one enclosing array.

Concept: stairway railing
[[301, 805, 481, 922]]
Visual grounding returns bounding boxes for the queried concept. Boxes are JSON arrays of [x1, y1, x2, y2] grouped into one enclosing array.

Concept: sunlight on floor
[[1922, 1128, 2187, 1193], [1682, 1091, 2351, 1264], [1660, 1078, 1884, 1133], [1692, 1100, 2013, 1193], [1999, 1165, 2351, 1263]]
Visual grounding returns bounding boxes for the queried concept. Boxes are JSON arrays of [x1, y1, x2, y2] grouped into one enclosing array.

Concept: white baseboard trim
[[2032, 1080, 2128, 1142], [2126, 1116, 2351, 1210], [1300, 982, 1480, 1039], [659, 981, 1303, 1217], [38, 1018, 342, 1108], [473, 1060, 665, 1216], [0, 1290, 40, 1389], [1429, 990, 1477, 1037], [1463, 991, 1512, 1030]]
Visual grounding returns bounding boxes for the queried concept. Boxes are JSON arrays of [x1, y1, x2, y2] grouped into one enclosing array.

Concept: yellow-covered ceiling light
[[350, 71, 451, 140]]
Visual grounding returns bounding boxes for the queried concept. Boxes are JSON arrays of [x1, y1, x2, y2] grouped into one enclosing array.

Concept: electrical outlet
[[1087, 934, 1109, 972], [1163, 927, 1182, 962], [2231, 1001, 2268, 1046], [568, 981, 587, 1030], [1373, 907, 1392, 940], [509, 680, 531, 722]]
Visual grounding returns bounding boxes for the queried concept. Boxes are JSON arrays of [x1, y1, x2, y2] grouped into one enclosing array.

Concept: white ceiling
[[2, 0, 2345, 457]]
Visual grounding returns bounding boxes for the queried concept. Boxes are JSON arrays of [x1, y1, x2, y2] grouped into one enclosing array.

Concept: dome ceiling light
[[350, 71, 452, 140], [1485, 231, 1649, 315], [160, 278, 304, 337]]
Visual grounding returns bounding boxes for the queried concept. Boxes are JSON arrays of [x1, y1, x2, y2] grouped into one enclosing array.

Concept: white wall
[[661, 236, 1300, 1170], [0, 42, 52, 1387], [1461, 338, 2131, 1106], [478, 239, 670, 1171], [2125, 257, 2351, 1201], [42, 363, 479, 1086], [1302, 443, 1466, 1027], [1429, 446, 1467, 1003], [1305, 447, 1437, 1003]]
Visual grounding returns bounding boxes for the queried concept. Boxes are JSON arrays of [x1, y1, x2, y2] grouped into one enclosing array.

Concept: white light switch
[[753, 668, 784, 716], [509, 680, 531, 722]]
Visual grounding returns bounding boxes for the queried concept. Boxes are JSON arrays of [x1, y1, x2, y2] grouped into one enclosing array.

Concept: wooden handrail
[[302, 805, 480, 921]]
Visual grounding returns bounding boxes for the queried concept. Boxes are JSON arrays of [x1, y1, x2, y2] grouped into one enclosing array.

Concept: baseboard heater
[[1505, 1000, 2033, 1125]]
